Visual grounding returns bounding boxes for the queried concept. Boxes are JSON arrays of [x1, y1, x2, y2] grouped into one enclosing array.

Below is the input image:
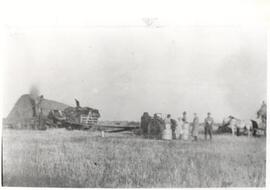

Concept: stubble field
[[2, 128, 266, 187]]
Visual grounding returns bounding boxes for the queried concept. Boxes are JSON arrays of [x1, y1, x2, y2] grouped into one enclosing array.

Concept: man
[[192, 113, 199, 141], [182, 112, 190, 140], [182, 111, 187, 123], [177, 117, 184, 139], [152, 114, 162, 138], [170, 118, 177, 139], [204, 112, 214, 140], [162, 114, 172, 140]]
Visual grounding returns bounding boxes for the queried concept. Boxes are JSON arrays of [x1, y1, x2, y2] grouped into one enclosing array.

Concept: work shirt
[[204, 117, 214, 127], [193, 116, 199, 126], [164, 118, 171, 125], [182, 115, 188, 123]]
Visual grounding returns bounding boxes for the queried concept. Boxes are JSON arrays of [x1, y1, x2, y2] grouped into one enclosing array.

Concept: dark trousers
[[236, 128, 240, 136], [204, 126, 212, 140]]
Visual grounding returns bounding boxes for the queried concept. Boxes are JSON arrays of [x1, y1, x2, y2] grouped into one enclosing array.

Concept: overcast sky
[[1, 0, 268, 122]]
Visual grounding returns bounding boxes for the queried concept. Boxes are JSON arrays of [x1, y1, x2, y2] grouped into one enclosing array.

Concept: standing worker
[[192, 113, 199, 141], [170, 118, 177, 139], [204, 112, 214, 140], [182, 112, 190, 140], [176, 117, 183, 139], [182, 111, 187, 123], [162, 114, 172, 140]]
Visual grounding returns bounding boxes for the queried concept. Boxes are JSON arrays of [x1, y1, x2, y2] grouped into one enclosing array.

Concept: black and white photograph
[[0, 0, 269, 188]]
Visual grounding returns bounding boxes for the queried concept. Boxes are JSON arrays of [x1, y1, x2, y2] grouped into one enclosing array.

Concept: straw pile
[[5, 94, 69, 125]]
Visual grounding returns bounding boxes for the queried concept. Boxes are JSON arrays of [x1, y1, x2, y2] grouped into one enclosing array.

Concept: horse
[[222, 116, 258, 137]]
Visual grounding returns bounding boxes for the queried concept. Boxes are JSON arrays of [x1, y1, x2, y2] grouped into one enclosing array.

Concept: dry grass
[[2, 128, 266, 187]]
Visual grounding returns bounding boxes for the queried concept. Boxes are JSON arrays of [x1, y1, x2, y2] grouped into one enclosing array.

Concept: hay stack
[[6, 94, 35, 122], [5, 94, 69, 128]]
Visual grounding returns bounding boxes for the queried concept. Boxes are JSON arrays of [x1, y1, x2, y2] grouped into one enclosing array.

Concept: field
[[2, 128, 266, 187]]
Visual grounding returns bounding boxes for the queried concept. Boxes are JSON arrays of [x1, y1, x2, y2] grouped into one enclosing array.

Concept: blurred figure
[[204, 112, 214, 140], [192, 113, 199, 141], [162, 114, 172, 140], [182, 112, 190, 140], [257, 101, 267, 122], [154, 113, 164, 137], [170, 118, 177, 139], [182, 111, 187, 122], [177, 117, 184, 139], [182, 123, 190, 140]]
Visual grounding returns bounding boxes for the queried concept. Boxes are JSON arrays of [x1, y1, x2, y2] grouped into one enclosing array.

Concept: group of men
[[141, 111, 215, 141], [164, 112, 214, 141]]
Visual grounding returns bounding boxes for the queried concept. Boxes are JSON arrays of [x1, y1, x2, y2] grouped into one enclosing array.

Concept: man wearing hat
[[204, 112, 214, 140]]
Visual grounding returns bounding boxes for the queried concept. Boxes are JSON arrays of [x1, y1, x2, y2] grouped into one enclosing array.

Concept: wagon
[[63, 111, 99, 130]]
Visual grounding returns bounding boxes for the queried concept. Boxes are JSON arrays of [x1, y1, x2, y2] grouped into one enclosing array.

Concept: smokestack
[[75, 99, 80, 108]]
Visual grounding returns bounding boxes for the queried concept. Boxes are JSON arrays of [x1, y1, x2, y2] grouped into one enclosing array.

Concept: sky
[[1, 0, 268, 122]]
